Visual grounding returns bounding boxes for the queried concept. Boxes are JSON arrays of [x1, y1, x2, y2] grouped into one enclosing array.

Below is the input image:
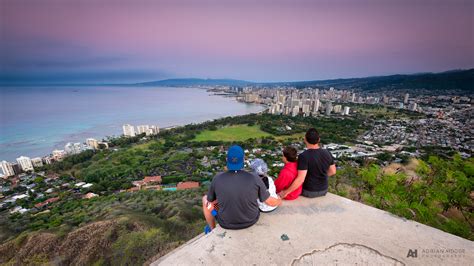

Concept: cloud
[[1, 0, 472, 82], [0, 69, 171, 84], [0, 35, 171, 84], [0, 36, 127, 70]]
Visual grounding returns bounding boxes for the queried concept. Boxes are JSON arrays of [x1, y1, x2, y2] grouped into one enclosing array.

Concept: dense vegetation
[[330, 155, 474, 240], [1, 190, 205, 265], [38, 113, 368, 194], [269, 69, 474, 92], [1, 111, 472, 264]]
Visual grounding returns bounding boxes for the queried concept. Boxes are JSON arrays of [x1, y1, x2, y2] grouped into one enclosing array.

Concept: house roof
[[34, 197, 59, 208], [143, 176, 162, 183], [83, 192, 98, 199], [177, 181, 200, 190]]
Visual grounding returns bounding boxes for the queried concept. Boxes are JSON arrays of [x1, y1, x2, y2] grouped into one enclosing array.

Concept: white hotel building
[[16, 156, 34, 172], [1, 160, 15, 177], [122, 124, 136, 137]]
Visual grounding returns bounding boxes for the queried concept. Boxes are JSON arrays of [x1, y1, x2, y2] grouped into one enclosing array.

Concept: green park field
[[193, 124, 271, 142]]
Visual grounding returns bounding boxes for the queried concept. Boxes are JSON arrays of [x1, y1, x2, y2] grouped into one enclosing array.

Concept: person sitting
[[249, 158, 278, 212], [274, 146, 302, 200], [202, 145, 281, 232], [278, 128, 336, 199]]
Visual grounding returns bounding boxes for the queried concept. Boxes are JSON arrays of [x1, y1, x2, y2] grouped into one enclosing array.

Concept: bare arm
[[279, 170, 307, 198], [265, 196, 282, 207], [327, 164, 336, 176]]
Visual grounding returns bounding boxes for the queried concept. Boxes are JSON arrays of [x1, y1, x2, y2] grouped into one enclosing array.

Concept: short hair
[[305, 128, 320, 144], [283, 146, 298, 162]]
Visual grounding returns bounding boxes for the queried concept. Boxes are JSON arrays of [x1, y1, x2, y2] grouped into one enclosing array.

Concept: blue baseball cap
[[227, 145, 244, 171]]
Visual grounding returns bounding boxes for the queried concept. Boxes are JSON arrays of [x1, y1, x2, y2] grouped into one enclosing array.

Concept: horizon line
[[0, 68, 472, 86]]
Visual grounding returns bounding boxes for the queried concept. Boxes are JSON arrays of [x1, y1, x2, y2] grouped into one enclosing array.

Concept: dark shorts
[[301, 189, 328, 198]]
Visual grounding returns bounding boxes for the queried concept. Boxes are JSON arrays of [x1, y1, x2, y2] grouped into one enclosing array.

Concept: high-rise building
[[145, 125, 159, 136], [137, 125, 150, 135], [269, 104, 275, 114], [16, 156, 34, 172], [328, 87, 335, 99], [52, 149, 66, 161], [11, 163, 22, 175], [343, 106, 350, 116], [275, 90, 280, 104], [291, 98, 300, 109], [86, 138, 99, 149], [1, 161, 15, 177], [325, 102, 333, 115], [409, 102, 417, 112], [65, 142, 74, 154], [65, 142, 83, 155], [31, 157, 43, 168], [123, 124, 136, 137], [291, 91, 298, 99], [404, 93, 409, 104], [43, 156, 54, 165], [278, 94, 286, 104], [302, 104, 311, 116], [292, 106, 300, 117], [333, 105, 342, 114], [313, 99, 320, 114], [270, 104, 280, 115], [244, 93, 258, 103]]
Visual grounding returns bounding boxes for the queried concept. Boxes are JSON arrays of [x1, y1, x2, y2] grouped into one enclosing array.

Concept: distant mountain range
[[136, 69, 473, 91], [274, 69, 474, 91]]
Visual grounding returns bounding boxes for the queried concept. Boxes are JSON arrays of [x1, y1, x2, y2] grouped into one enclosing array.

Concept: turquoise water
[[0, 86, 264, 161], [162, 187, 178, 191]]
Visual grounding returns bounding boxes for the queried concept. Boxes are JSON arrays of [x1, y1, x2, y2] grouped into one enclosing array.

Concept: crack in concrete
[[291, 242, 406, 266], [206, 244, 215, 253]]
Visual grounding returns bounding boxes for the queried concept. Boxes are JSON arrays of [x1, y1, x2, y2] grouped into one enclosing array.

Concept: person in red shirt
[[274, 146, 302, 200]]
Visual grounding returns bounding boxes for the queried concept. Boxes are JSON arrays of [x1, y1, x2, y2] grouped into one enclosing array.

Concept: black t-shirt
[[297, 148, 335, 192], [207, 170, 270, 229]]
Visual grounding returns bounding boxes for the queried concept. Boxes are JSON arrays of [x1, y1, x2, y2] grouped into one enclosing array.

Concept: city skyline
[[1, 0, 473, 84]]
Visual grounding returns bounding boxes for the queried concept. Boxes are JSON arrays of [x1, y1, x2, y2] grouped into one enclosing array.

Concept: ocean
[[0, 86, 264, 161]]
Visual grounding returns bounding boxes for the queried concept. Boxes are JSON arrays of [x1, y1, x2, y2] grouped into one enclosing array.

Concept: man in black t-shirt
[[278, 128, 336, 198], [202, 145, 281, 231]]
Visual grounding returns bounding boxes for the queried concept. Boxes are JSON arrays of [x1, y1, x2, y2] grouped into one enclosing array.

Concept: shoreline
[[0, 89, 267, 163]]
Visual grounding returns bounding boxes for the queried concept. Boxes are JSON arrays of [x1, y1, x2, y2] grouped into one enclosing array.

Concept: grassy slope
[[0, 190, 206, 265], [193, 125, 271, 142]]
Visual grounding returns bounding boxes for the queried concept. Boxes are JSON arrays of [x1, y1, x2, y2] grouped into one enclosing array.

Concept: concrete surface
[[153, 193, 473, 265]]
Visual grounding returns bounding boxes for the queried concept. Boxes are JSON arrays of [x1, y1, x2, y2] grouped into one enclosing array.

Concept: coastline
[[0, 86, 267, 162]]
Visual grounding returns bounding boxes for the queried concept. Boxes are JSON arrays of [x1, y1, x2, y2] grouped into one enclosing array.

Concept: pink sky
[[1, 0, 473, 83]]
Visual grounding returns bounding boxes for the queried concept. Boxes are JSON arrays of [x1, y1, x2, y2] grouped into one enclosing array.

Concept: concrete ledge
[[153, 193, 473, 265]]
